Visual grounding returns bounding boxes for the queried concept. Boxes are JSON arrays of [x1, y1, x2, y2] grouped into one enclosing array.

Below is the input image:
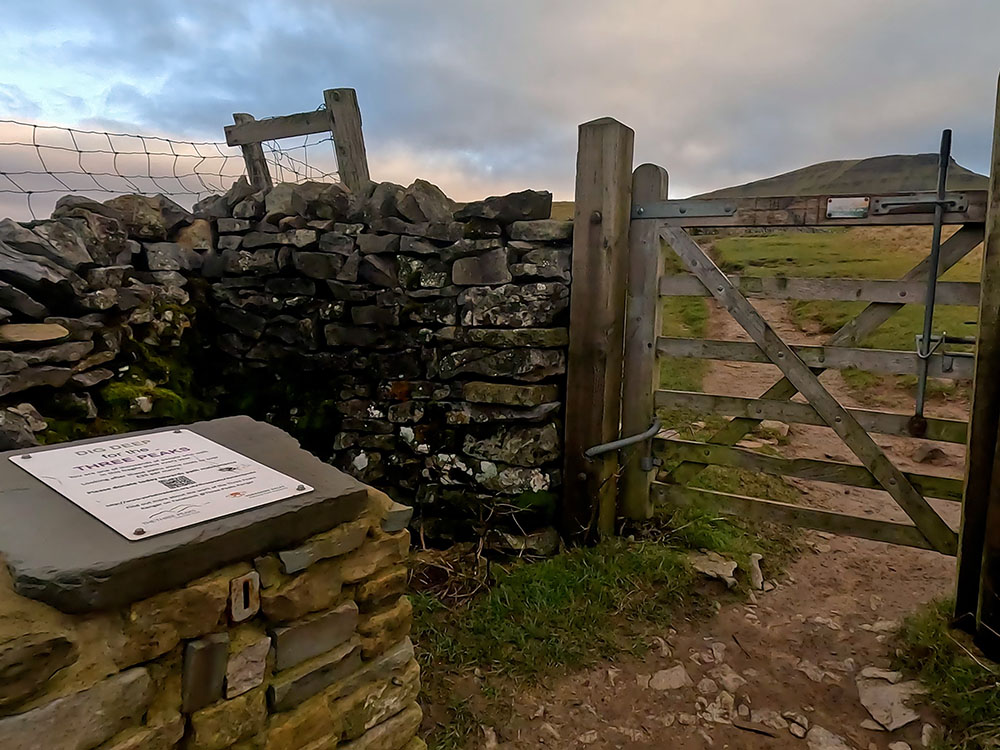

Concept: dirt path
[[489, 300, 963, 749]]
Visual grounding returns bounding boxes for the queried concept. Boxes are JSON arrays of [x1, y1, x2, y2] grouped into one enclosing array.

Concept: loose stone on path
[[649, 663, 692, 691]]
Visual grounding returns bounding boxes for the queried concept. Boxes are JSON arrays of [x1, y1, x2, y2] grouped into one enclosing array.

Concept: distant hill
[[696, 154, 987, 199], [547, 154, 987, 220]]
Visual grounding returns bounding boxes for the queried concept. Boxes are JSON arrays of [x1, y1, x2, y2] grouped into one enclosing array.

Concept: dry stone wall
[[0, 176, 572, 542], [0, 484, 423, 750], [199, 178, 572, 541], [0, 194, 205, 449]]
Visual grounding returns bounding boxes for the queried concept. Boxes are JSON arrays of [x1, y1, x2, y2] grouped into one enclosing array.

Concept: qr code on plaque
[[160, 475, 195, 490]]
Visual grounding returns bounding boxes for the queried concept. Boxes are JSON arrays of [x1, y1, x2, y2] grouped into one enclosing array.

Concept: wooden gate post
[[562, 118, 634, 539], [621, 164, 669, 520], [956, 74, 1000, 654], [232, 113, 273, 192], [323, 88, 371, 195]]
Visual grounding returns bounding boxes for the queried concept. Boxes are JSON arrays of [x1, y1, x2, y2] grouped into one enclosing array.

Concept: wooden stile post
[[956, 74, 1000, 653], [561, 118, 634, 539], [232, 113, 273, 192], [323, 88, 371, 195], [620, 164, 669, 520]]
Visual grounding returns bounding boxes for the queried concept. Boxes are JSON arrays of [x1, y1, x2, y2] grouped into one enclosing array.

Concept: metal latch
[[872, 192, 968, 215], [584, 418, 662, 471]]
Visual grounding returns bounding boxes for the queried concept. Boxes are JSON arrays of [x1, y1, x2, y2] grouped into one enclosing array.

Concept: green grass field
[[711, 226, 981, 397]]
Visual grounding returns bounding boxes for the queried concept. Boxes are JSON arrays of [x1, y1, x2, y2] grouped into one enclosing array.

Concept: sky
[[0, 0, 998, 217]]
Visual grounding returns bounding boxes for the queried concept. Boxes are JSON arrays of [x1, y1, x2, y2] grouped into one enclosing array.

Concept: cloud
[[0, 0, 997, 208]]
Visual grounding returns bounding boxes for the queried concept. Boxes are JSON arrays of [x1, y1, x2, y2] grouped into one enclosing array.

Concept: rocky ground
[[478, 299, 964, 750]]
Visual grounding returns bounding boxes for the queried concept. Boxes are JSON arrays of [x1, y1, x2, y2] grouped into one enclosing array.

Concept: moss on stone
[[37, 302, 214, 445]]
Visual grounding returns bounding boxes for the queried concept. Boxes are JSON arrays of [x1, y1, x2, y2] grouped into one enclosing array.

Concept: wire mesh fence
[[0, 119, 340, 221]]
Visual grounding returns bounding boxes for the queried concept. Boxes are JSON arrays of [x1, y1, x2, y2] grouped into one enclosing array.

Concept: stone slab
[[182, 633, 230, 713], [272, 600, 359, 671], [0, 667, 152, 750], [269, 638, 363, 712], [0, 416, 368, 612]]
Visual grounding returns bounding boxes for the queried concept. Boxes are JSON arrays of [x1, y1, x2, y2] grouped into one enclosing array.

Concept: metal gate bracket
[[632, 200, 737, 220]]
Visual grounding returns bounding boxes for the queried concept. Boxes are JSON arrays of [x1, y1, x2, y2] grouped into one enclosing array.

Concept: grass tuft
[[414, 539, 698, 681], [894, 599, 1000, 750], [414, 506, 796, 749]]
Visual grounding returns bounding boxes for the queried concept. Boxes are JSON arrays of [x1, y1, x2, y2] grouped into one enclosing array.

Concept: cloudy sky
[[0, 0, 998, 216]]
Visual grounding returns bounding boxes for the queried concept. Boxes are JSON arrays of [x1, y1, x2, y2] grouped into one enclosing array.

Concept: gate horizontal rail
[[655, 389, 969, 443], [658, 274, 981, 306], [655, 437, 964, 501], [653, 482, 938, 551], [657, 337, 975, 379], [631, 190, 987, 227]]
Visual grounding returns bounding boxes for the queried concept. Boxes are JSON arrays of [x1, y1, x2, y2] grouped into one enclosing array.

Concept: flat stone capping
[[0, 416, 368, 613]]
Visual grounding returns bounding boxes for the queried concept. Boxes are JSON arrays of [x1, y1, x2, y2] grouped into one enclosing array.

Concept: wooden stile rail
[[224, 87, 371, 194]]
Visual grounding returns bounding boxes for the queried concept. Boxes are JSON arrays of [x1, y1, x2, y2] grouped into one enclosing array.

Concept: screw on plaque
[[174, 429, 182, 433], [20, 454, 31, 459], [133, 527, 146, 536], [296, 484, 306, 491]]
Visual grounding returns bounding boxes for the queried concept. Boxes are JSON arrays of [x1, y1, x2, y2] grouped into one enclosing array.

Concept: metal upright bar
[[915, 129, 952, 420]]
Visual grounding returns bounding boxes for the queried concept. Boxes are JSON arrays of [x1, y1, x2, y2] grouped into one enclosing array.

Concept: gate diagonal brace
[[663, 225, 983, 488], [659, 224, 959, 556]]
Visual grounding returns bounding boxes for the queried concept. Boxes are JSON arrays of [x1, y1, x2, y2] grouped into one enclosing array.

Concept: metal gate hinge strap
[[584, 419, 661, 459]]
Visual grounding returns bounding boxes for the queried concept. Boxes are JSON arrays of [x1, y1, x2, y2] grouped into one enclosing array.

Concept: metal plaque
[[826, 196, 870, 219], [9, 430, 313, 541]]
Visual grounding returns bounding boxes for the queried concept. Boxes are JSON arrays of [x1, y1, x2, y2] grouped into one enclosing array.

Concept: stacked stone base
[[0, 489, 423, 750]]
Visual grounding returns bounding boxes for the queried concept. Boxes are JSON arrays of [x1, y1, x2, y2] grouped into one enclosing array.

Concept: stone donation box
[[0, 416, 423, 750]]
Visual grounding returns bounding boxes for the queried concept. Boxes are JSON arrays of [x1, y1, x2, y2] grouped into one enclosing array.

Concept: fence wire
[[0, 119, 340, 221]]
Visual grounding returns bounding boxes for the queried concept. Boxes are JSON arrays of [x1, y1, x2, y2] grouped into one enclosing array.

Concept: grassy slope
[[697, 154, 987, 199], [895, 600, 1000, 750]]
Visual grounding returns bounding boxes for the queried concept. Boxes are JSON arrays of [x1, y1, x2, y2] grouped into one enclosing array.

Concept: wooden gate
[[620, 177, 983, 556], [561, 77, 1000, 657]]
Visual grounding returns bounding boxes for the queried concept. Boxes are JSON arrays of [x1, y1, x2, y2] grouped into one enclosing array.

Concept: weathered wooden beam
[[657, 337, 975, 379], [621, 166, 670, 521], [225, 110, 333, 146], [654, 437, 964, 502], [562, 118, 634, 539], [232, 113, 273, 192], [323, 88, 371, 195], [653, 483, 939, 551], [663, 224, 983, 486], [655, 389, 968, 444], [957, 76, 1000, 648], [659, 274, 980, 306], [635, 191, 987, 228]]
